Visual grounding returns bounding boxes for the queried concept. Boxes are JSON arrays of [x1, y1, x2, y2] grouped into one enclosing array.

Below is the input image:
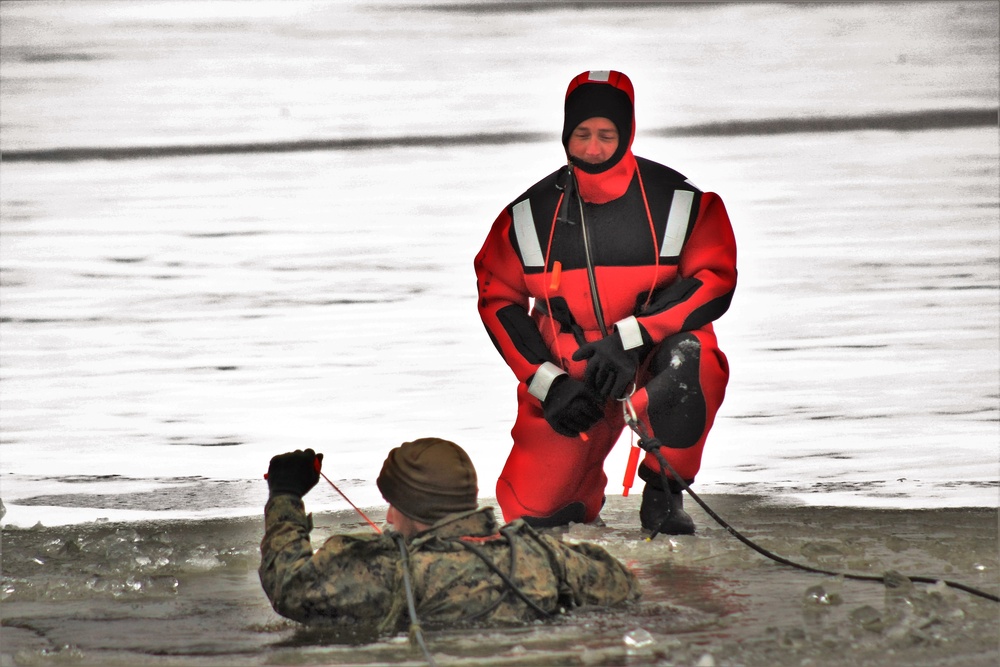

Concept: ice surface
[[0, 2, 997, 530]]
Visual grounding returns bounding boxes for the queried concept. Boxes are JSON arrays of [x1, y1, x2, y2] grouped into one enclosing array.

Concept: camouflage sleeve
[[540, 536, 641, 607], [259, 494, 400, 627]]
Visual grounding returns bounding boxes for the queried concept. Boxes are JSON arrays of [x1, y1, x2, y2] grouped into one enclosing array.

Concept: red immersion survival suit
[[474, 70, 737, 527]]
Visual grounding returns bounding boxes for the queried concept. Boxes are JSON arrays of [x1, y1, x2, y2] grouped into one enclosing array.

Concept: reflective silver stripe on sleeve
[[528, 362, 567, 402], [661, 189, 694, 257], [512, 199, 545, 268], [615, 316, 644, 351]]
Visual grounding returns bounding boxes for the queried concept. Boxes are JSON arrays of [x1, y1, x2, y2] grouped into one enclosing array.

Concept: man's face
[[567, 116, 619, 165]]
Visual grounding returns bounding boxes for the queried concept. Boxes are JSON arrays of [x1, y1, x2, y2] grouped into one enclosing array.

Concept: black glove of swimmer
[[542, 375, 604, 438], [266, 448, 324, 498]]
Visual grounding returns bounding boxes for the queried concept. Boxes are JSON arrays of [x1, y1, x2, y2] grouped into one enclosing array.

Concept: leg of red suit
[[497, 327, 727, 524], [629, 329, 729, 481], [496, 383, 623, 524]]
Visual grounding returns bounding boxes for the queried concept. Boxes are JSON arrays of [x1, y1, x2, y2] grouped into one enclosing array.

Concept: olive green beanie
[[376, 438, 478, 524]]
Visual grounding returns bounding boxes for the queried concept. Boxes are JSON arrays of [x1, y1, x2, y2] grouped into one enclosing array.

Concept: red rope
[[318, 471, 382, 534], [635, 166, 660, 309], [542, 190, 566, 366]]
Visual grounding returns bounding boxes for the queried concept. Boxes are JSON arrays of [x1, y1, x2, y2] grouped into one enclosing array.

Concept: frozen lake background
[[1, 0, 998, 528]]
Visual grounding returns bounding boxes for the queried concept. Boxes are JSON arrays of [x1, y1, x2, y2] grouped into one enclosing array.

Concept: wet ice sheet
[[2, 2, 995, 151], [1, 495, 997, 666], [1, 1, 998, 527], [2, 126, 996, 528]]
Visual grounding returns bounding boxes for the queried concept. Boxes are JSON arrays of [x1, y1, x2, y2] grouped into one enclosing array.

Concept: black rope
[[455, 533, 516, 623], [392, 534, 439, 667], [456, 533, 555, 620], [628, 425, 1000, 603]]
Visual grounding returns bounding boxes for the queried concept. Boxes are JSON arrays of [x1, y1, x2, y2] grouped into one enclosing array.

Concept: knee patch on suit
[[644, 333, 707, 449]]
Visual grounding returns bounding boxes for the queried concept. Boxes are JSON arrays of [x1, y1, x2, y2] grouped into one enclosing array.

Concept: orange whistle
[[549, 261, 562, 291], [622, 445, 641, 496]]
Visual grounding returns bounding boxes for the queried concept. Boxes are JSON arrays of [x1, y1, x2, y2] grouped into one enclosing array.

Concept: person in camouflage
[[259, 438, 640, 632]]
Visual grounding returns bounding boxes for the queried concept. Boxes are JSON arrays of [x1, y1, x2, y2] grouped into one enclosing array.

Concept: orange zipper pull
[[549, 261, 562, 291]]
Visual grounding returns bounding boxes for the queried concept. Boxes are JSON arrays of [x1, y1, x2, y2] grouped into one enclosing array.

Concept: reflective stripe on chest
[[511, 172, 699, 270], [512, 199, 545, 268], [661, 189, 694, 258]]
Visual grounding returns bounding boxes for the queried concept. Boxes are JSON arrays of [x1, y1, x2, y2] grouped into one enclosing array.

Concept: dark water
[[2, 495, 998, 666]]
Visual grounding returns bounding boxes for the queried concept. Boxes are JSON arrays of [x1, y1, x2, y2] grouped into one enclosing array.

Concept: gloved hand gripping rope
[[619, 396, 1000, 603]]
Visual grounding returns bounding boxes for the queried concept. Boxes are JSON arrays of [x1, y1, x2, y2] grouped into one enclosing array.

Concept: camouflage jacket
[[259, 495, 640, 632]]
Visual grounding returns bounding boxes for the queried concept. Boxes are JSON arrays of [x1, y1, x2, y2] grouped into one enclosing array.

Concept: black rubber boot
[[639, 485, 695, 535], [637, 464, 695, 535]]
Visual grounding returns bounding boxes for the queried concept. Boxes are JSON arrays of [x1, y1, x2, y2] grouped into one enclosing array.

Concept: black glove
[[542, 375, 605, 437], [266, 449, 323, 498], [571, 330, 647, 400]]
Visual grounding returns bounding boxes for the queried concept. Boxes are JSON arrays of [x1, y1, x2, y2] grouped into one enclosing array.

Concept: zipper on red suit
[[570, 168, 609, 338]]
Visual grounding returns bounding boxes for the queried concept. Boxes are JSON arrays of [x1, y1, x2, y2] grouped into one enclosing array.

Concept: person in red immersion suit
[[474, 70, 737, 534]]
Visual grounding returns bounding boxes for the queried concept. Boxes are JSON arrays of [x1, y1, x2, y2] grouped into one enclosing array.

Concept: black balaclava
[[562, 82, 633, 175], [559, 70, 638, 204]]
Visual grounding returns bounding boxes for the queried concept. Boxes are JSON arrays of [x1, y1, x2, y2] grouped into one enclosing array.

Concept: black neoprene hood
[[561, 82, 633, 175]]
